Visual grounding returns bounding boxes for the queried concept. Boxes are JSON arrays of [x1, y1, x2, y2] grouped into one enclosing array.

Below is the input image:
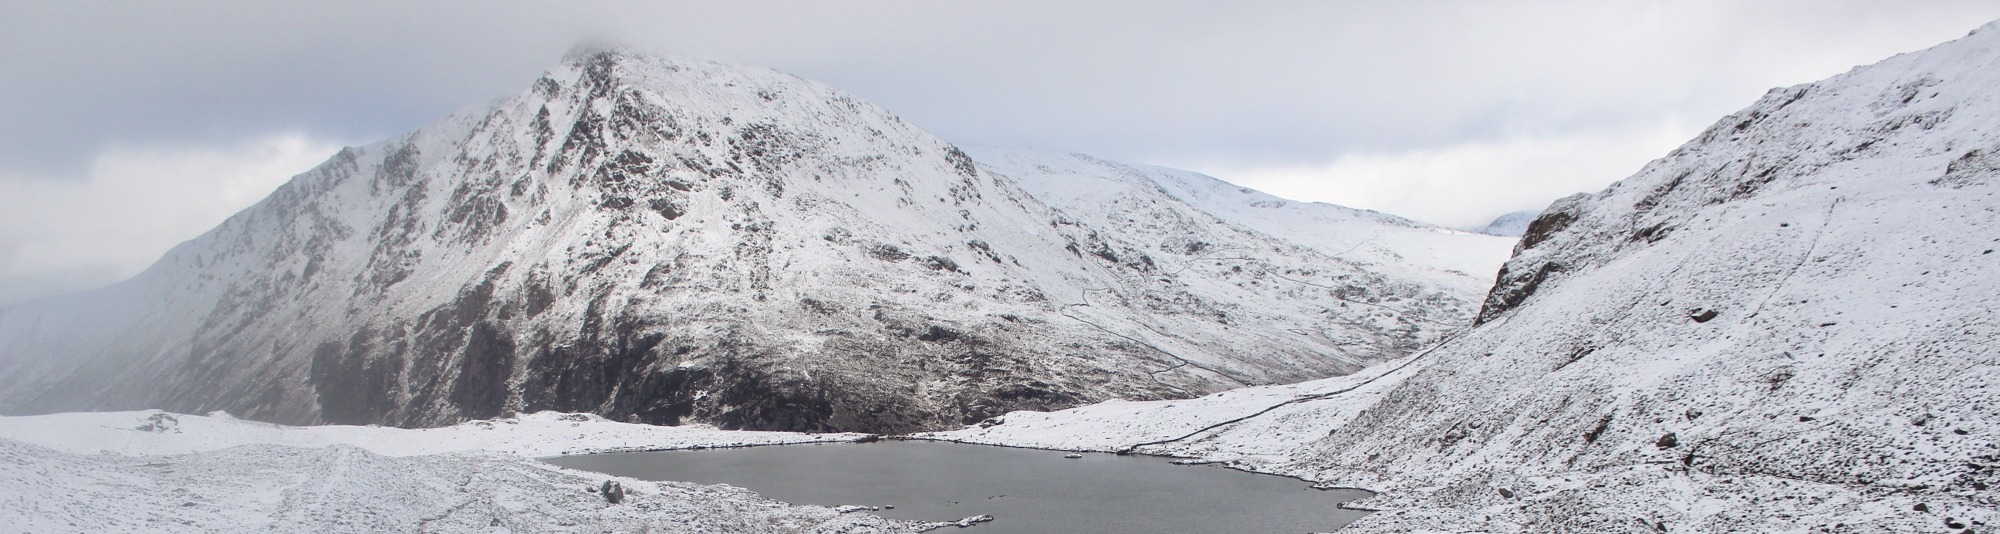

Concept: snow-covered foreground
[[0, 409, 867, 458], [0, 411, 955, 532]]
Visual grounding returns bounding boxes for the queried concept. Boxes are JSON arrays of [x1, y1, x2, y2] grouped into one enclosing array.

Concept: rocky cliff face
[[0, 50, 1506, 433], [1277, 21, 2000, 531]]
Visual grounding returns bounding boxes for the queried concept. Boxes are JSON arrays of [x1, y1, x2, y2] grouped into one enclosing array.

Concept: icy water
[[545, 440, 1370, 533]]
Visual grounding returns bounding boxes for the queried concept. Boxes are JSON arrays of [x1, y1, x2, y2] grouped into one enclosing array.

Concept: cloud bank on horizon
[[2, 0, 1997, 304]]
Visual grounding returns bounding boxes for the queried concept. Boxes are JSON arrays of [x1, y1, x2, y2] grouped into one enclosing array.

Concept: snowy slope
[[0, 410, 933, 533], [0, 49, 1493, 434], [975, 148, 1512, 293], [931, 20, 2000, 533], [972, 148, 1514, 367], [918, 349, 1428, 462]]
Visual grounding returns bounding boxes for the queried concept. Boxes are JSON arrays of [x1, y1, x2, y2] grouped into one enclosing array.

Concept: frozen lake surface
[[545, 440, 1370, 533]]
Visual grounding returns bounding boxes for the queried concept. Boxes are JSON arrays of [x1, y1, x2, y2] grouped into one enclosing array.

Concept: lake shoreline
[[547, 439, 1374, 533]]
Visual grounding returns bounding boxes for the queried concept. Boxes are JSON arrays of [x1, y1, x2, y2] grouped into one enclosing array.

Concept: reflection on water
[[545, 440, 1369, 533]]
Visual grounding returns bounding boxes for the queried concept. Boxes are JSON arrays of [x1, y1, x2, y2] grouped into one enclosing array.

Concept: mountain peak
[[560, 38, 634, 61]]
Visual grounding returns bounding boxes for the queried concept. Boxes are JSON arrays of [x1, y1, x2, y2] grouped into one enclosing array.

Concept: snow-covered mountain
[[1470, 210, 1539, 237], [0, 50, 1508, 434], [932, 20, 2000, 533], [972, 148, 1515, 298]]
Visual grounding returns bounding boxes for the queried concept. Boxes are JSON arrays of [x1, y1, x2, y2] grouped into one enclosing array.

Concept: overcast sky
[[2, 1, 1997, 304]]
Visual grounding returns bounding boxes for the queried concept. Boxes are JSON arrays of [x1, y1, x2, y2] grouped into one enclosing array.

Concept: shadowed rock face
[[0, 50, 1497, 433], [1475, 195, 1582, 325]]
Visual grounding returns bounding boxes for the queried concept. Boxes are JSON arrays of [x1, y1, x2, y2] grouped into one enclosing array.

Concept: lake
[[543, 440, 1370, 533]]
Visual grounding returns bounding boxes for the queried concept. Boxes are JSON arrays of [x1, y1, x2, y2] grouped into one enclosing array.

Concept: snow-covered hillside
[[0, 49, 1505, 434], [968, 147, 1510, 378], [972, 148, 1514, 305], [931, 20, 2000, 533]]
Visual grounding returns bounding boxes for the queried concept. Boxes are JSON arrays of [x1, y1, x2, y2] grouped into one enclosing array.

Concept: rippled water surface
[[545, 441, 1369, 533]]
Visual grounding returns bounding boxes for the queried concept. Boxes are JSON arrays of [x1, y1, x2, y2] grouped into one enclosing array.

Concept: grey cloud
[[0, 265, 124, 306], [7, 1, 1997, 178]]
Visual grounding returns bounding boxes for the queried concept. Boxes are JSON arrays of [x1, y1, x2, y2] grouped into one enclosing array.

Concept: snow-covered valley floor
[[0, 411, 963, 533], [2, 406, 1375, 533]]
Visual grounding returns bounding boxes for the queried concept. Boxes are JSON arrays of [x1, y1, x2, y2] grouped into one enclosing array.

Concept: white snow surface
[[918, 348, 1429, 462], [0, 410, 927, 533], [930, 21, 2000, 534], [0, 410, 864, 458]]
